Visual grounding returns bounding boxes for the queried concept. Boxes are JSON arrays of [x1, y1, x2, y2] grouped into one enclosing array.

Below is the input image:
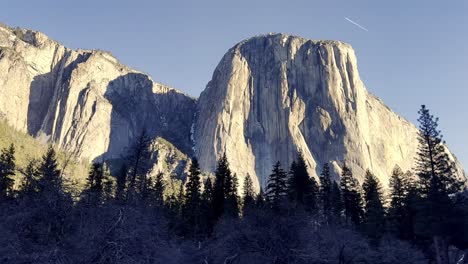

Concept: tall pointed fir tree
[[361, 170, 385, 242], [288, 152, 319, 211], [224, 172, 240, 218], [37, 146, 62, 193], [242, 173, 256, 215], [414, 105, 463, 264], [182, 158, 203, 237], [83, 162, 104, 205], [387, 166, 416, 240], [201, 177, 215, 233], [212, 153, 231, 219], [0, 144, 15, 201], [82, 162, 113, 205], [19, 159, 39, 197], [127, 129, 152, 201], [35, 146, 72, 242], [330, 180, 343, 223], [266, 161, 288, 211], [319, 163, 333, 222], [340, 165, 363, 226]]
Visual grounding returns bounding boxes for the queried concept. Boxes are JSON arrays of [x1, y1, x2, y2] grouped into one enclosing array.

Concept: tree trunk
[[434, 235, 449, 264]]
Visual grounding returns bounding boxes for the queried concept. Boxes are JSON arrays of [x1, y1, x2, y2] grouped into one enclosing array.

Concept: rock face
[[194, 34, 464, 190], [0, 24, 464, 190], [0, 24, 195, 168]]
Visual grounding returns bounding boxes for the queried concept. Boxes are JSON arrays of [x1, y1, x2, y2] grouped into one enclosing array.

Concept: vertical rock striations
[[0, 24, 196, 170], [0, 25, 464, 188], [194, 34, 464, 190]]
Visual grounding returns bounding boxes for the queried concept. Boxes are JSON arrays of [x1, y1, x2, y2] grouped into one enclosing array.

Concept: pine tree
[[212, 153, 231, 219], [415, 105, 462, 195], [0, 144, 15, 201], [288, 152, 319, 211], [203, 177, 214, 203], [37, 146, 62, 192], [115, 164, 127, 202], [19, 159, 39, 196], [35, 146, 71, 242], [82, 162, 113, 205], [319, 163, 333, 221], [127, 129, 152, 200], [182, 158, 203, 237], [255, 188, 266, 209], [242, 173, 256, 215], [340, 165, 363, 226], [201, 177, 215, 233], [330, 181, 343, 222], [83, 162, 105, 205], [224, 172, 239, 218], [414, 105, 464, 264], [387, 166, 414, 240], [266, 161, 288, 211], [362, 170, 385, 242]]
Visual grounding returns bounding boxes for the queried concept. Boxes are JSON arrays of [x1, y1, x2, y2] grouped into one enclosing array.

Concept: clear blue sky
[[2, 0, 467, 169]]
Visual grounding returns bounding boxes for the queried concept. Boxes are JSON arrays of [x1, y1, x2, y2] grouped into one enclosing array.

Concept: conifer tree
[[0, 144, 15, 201], [182, 158, 203, 237], [256, 188, 266, 209], [288, 152, 319, 211], [242, 173, 256, 214], [19, 159, 39, 196], [362, 170, 385, 242], [83, 162, 113, 204], [35, 146, 71, 241], [415, 105, 462, 195], [224, 172, 240, 218], [202, 177, 214, 204], [127, 129, 152, 200], [319, 163, 333, 220], [83, 162, 104, 204], [414, 105, 463, 264], [330, 181, 343, 222], [212, 153, 231, 219], [266, 161, 288, 211], [340, 165, 363, 226], [37, 146, 62, 192], [387, 166, 416, 240], [116, 164, 127, 202], [201, 177, 215, 233]]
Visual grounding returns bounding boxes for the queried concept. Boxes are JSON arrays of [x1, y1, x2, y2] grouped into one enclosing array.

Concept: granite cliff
[[0, 24, 195, 176], [194, 34, 464, 189], [0, 24, 464, 189]]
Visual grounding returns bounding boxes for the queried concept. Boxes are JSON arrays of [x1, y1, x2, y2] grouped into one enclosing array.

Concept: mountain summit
[[0, 25, 464, 189]]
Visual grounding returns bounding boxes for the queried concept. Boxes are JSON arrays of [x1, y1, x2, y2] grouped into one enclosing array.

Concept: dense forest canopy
[[0, 105, 466, 264]]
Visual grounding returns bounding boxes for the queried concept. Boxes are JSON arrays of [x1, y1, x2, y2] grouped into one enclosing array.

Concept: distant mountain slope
[[0, 24, 196, 165]]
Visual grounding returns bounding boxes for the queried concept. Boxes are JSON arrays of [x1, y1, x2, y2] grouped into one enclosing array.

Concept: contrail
[[344, 17, 369, 32]]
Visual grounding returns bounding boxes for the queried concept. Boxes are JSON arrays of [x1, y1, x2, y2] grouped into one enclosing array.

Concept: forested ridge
[[0, 105, 466, 264]]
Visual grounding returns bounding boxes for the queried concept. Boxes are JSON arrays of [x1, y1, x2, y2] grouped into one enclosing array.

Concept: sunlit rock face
[[194, 33, 464, 190], [0, 24, 464, 189], [0, 24, 196, 166]]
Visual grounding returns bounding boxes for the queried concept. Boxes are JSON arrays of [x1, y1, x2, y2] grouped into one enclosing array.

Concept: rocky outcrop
[[194, 34, 464, 190], [0, 24, 196, 168], [0, 24, 464, 190]]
